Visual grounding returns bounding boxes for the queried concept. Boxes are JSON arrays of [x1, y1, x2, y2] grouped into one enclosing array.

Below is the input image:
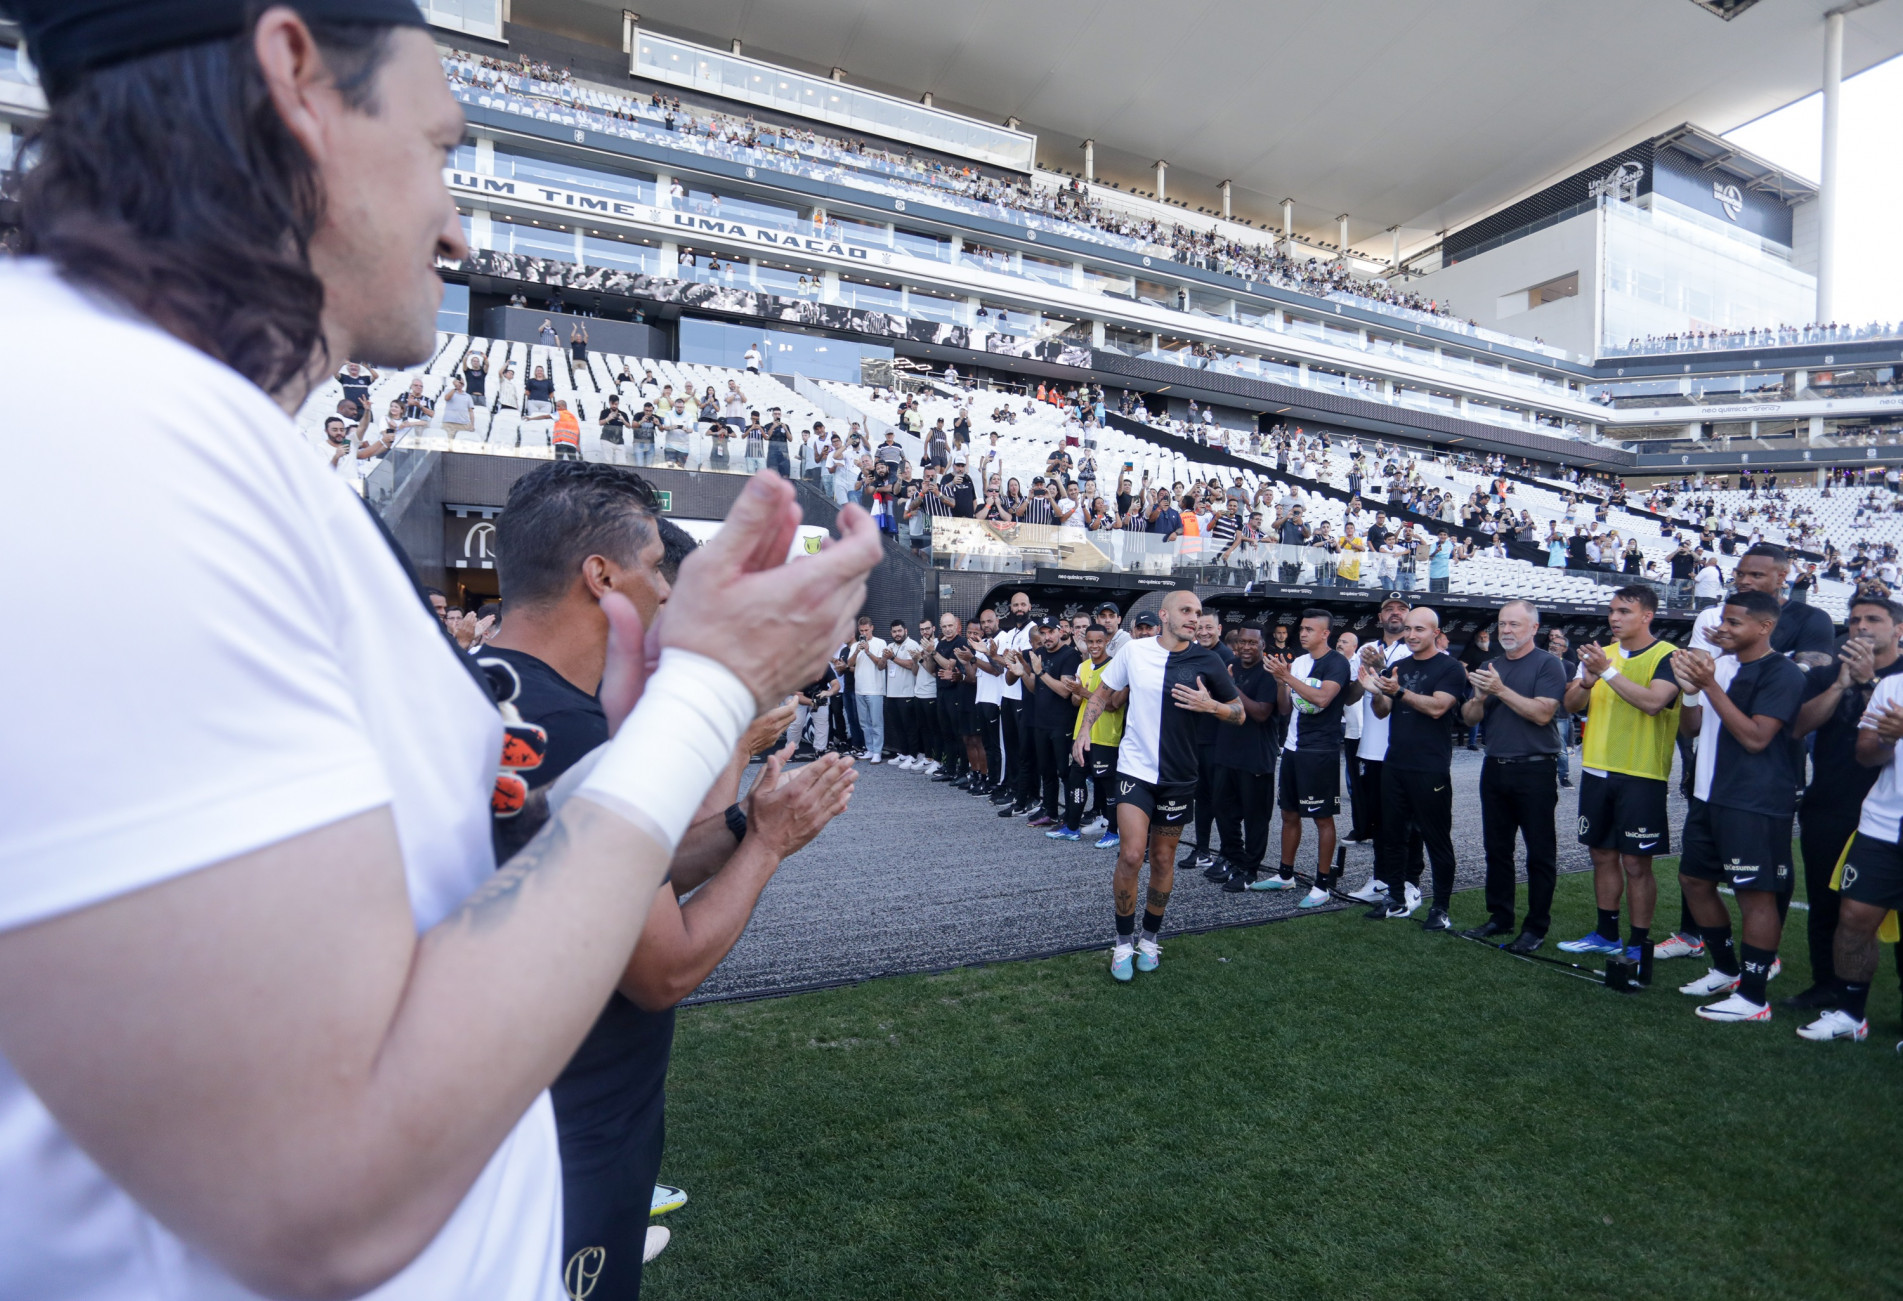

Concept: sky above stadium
[[1727, 52, 1903, 326]]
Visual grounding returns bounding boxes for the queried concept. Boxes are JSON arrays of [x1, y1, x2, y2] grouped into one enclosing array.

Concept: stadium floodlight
[[1686, 0, 1761, 17]]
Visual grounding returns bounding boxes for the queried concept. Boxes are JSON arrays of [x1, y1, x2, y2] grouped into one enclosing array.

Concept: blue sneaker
[[1626, 945, 1644, 964], [1110, 944, 1135, 982], [1046, 826, 1081, 842], [1557, 931, 1624, 956], [1095, 832, 1121, 850], [1135, 938, 1161, 972]]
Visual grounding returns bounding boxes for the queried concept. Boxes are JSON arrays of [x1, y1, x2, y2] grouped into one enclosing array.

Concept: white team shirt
[[974, 639, 1006, 705], [1356, 637, 1412, 760], [1858, 675, 1903, 843], [914, 643, 939, 699], [885, 638, 920, 696], [998, 623, 1033, 700], [1098, 637, 1166, 783], [850, 637, 889, 696], [0, 260, 562, 1300]]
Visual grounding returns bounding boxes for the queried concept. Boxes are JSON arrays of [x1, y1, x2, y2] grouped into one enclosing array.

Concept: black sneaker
[[1221, 869, 1258, 893], [1460, 920, 1512, 941], [1421, 907, 1453, 932], [990, 790, 1016, 805], [1202, 858, 1233, 882], [931, 769, 960, 783], [1779, 983, 1843, 1011], [1365, 900, 1408, 920], [1506, 931, 1545, 955]]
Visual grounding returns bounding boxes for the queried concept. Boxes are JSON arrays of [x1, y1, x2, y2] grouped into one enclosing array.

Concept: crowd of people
[[437, 51, 1461, 328], [1610, 319, 1903, 356], [833, 545, 1899, 1046]]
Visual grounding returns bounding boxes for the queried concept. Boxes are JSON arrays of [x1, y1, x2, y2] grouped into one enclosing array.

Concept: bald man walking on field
[[1359, 606, 1471, 931], [1075, 590, 1242, 981]]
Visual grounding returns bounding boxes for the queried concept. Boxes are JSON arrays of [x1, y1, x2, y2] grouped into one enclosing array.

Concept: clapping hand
[[1577, 642, 1612, 678], [1866, 700, 1903, 744], [1670, 648, 1715, 693], [1264, 654, 1294, 683], [1468, 665, 1502, 697], [1840, 635, 1878, 687]]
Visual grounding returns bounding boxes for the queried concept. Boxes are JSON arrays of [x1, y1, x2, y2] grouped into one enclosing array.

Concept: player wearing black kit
[[1670, 590, 1808, 1022], [1074, 590, 1241, 982], [1253, 609, 1352, 905]]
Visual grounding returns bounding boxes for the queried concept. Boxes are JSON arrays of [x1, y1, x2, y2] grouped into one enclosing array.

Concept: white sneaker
[[1404, 883, 1422, 912], [1653, 932, 1704, 960], [892, 756, 915, 771], [1298, 886, 1332, 909], [868, 755, 883, 764], [643, 1225, 671, 1263], [1344, 879, 1389, 904], [1679, 967, 1742, 997], [924, 759, 942, 773], [1796, 1009, 1869, 1042], [1695, 993, 1772, 1023], [1135, 937, 1161, 972], [1084, 816, 1109, 835]]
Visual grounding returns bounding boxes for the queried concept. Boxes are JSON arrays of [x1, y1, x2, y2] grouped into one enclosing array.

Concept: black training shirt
[[1194, 640, 1237, 744], [1034, 646, 1083, 730], [1771, 601, 1836, 658], [1283, 649, 1352, 753], [1801, 653, 1903, 813], [1478, 647, 1567, 758], [1214, 662, 1277, 773], [1383, 651, 1473, 773], [1707, 652, 1808, 816]]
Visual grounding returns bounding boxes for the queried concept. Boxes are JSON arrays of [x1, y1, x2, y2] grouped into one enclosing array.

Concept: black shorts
[[1840, 832, 1903, 911], [1678, 797, 1793, 892], [1576, 771, 1671, 856], [945, 699, 975, 738], [1277, 749, 1340, 818], [1089, 743, 1119, 780], [1118, 776, 1193, 829]]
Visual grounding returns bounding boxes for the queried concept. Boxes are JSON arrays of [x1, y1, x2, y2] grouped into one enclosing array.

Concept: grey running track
[[696, 749, 1690, 1002]]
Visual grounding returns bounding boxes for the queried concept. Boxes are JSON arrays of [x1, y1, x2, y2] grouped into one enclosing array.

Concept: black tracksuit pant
[[1214, 764, 1273, 869], [1012, 698, 1040, 807], [1359, 757, 1425, 883], [886, 696, 912, 758], [1478, 755, 1560, 935], [978, 702, 1003, 783], [1378, 764, 1457, 908], [1036, 727, 1069, 818], [1000, 698, 1028, 803], [1799, 801, 1857, 989], [1191, 742, 1219, 853]]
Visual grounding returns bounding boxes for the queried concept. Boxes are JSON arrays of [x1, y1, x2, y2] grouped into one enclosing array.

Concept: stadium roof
[[523, 0, 1903, 259]]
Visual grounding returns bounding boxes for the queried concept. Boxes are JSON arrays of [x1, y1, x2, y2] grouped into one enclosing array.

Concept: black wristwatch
[[724, 803, 749, 842]]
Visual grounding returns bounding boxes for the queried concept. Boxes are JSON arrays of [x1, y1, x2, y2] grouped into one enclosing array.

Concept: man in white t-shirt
[[883, 618, 925, 769], [1343, 600, 1423, 908], [847, 616, 890, 762], [0, 13, 881, 1300], [1693, 557, 1724, 609], [912, 619, 943, 773]]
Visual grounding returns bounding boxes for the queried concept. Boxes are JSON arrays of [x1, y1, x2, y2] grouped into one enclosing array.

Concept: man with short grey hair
[[1458, 601, 1568, 950]]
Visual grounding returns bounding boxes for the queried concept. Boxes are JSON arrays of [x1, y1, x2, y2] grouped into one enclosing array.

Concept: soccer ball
[[1292, 677, 1324, 713]]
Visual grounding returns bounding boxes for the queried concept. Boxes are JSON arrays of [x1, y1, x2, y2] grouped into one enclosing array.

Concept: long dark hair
[[14, 17, 393, 397]]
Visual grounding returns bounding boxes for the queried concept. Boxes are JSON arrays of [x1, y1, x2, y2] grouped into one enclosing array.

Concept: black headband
[[8, 0, 428, 99]]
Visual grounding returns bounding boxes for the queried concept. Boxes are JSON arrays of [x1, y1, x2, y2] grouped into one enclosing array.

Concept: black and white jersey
[[1098, 636, 1239, 785]]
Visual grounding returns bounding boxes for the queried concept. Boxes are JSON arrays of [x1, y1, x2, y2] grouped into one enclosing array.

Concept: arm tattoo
[[1221, 698, 1244, 726]]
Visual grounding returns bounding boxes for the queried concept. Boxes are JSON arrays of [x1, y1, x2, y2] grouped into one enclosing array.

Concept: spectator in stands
[[461, 349, 487, 406], [493, 364, 520, 414], [658, 397, 690, 467], [1693, 555, 1723, 610], [765, 408, 793, 478], [524, 364, 555, 422], [440, 376, 476, 437], [400, 376, 435, 423], [336, 361, 378, 407], [537, 317, 558, 346]]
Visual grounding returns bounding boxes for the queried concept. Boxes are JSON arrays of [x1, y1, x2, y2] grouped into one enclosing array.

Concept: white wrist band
[[576, 649, 755, 851], [1599, 666, 1619, 683]]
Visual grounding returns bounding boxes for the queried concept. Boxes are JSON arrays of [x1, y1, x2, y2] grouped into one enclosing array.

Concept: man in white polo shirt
[[847, 615, 890, 763]]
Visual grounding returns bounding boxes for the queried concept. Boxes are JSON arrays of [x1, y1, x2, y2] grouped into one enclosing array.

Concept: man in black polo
[[1026, 617, 1083, 826], [1214, 626, 1279, 889], [1784, 596, 1903, 1010], [1457, 600, 1567, 951], [1185, 612, 1236, 872], [1361, 605, 1471, 931]]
